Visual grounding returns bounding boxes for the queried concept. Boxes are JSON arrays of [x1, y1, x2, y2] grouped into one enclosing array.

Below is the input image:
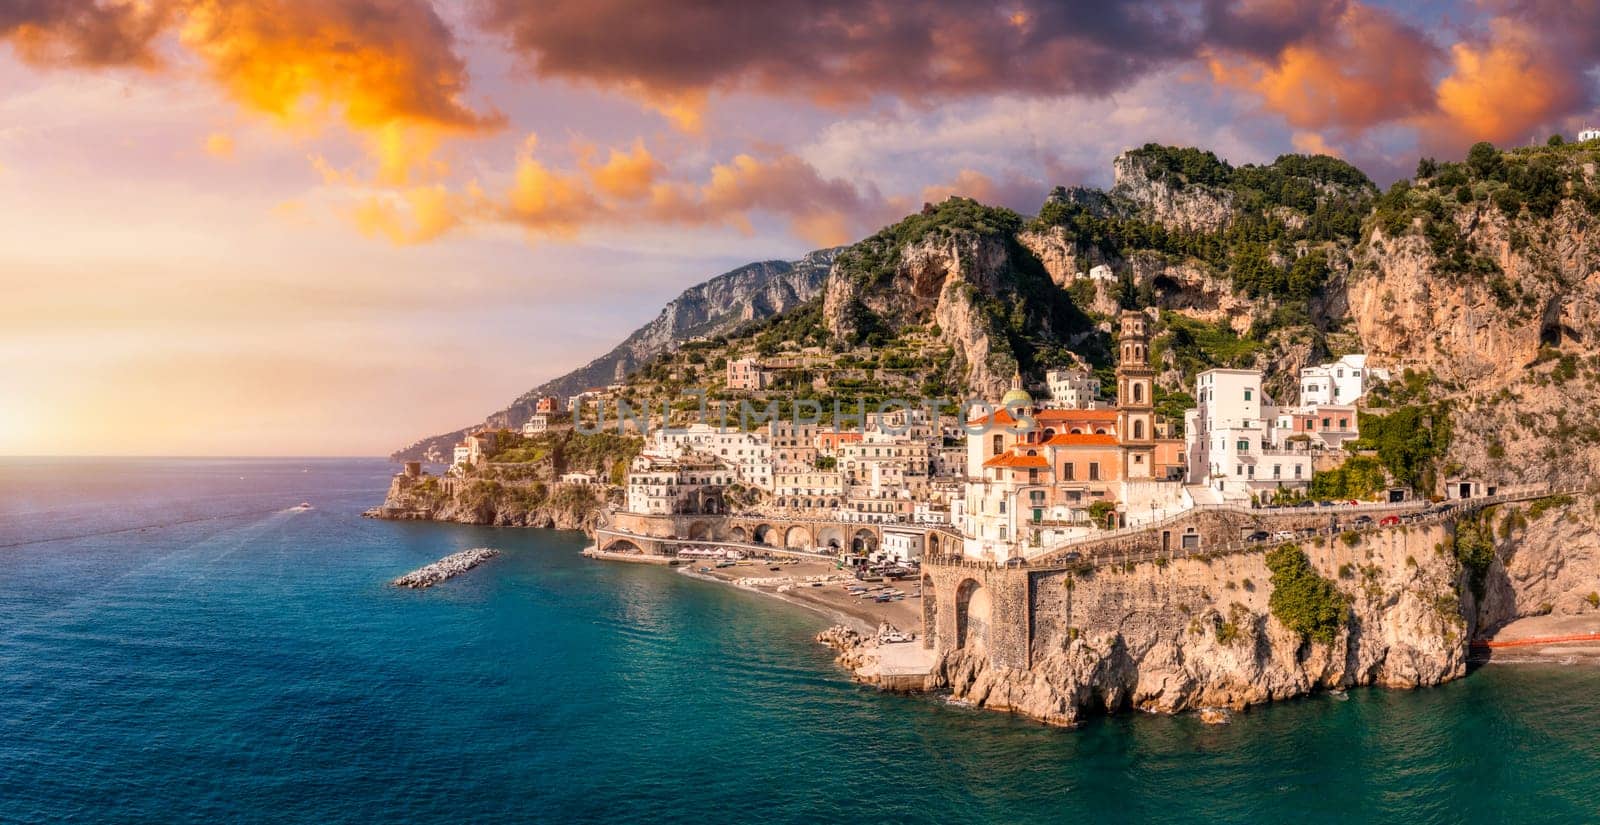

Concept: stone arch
[[783, 525, 814, 549], [817, 525, 844, 549], [955, 578, 991, 651], [753, 524, 779, 546], [602, 538, 643, 555], [851, 528, 878, 553], [921, 574, 938, 649], [1043, 428, 1056, 439], [685, 520, 711, 540], [729, 526, 748, 543]]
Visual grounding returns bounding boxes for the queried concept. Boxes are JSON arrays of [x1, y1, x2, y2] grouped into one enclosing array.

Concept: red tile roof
[[1042, 433, 1119, 447], [983, 451, 1051, 469]]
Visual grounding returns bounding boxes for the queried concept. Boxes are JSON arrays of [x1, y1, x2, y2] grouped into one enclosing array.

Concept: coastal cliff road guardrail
[[1028, 482, 1569, 565], [929, 485, 1581, 575]]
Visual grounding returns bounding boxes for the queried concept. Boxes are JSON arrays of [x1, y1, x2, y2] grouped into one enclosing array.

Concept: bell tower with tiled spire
[[1116, 310, 1156, 479]]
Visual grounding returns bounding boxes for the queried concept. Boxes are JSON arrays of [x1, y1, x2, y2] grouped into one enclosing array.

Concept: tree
[[1548, 134, 1566, 147], [1467, 141, 1503, 180], [1416, 157, 1439, 179]]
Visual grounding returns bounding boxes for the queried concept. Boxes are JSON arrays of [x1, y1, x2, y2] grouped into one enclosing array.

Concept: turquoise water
[[2, 458, 1598, 823]]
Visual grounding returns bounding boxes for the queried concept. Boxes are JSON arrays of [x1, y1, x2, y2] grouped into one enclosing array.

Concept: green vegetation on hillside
[[1266, 544, 1351, 645], [1034, 148, 1373, 303], [1309, 455, 1388, 500]]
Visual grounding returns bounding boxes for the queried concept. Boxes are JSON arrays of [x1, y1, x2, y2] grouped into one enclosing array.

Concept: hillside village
[[415, 307, 1406, 565]]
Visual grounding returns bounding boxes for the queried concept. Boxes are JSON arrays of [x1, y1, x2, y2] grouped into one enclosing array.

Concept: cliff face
[[933, 525, 1467, 726], [391, 248, 837, 461], [820, 198, 1100, 399], [372, 472, 609, 531], [1111, 150, 1237, 232]]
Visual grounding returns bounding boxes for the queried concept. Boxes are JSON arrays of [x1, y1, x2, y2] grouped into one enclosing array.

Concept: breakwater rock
[[392, 548, 501, 589]]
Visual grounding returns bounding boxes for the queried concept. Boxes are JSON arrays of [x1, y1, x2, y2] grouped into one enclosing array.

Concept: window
[[1133, 420, 1145, 440], [1339, 418, 1349, 430], [1133, 383, 1143, 403], [992, 434, 1003, 454], [1273, 464, 1281, 478], [1089, 462, 1101, 481], [1244, 389, 1253, 401], [999, 501, 1006, 514], [1294, 464, 1303, 478], [1063, 463, 1075, 481], [1237, 439, 1250, 452], [1322, 417, 1331, 428]]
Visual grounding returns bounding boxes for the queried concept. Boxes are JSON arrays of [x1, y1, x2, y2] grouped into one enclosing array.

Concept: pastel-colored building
[[726, 357, 771, 391]]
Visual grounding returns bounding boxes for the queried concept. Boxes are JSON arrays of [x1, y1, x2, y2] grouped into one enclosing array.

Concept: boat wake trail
[[0, 508, 286, 551]]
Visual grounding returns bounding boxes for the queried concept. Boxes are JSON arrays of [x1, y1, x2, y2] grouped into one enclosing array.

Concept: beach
[[674, 556, 923, 636]]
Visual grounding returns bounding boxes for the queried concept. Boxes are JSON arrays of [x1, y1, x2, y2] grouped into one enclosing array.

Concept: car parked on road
[[1245, 530, 1271, 542], [1379, 515, 1401, 527], [1352, 515, 1374, 527]]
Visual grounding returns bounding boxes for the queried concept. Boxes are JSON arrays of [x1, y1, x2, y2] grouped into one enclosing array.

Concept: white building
[[1088, 264, 1116, 281], [1299, 354, 1387, 406], [1045, 367, 1101, 409], [1184, 369, 1312, 500], [521, 414, 549, 435], [878, 527, 923, 563], [1580, 125, 1600, 143], [559, 471, 597, 485], [651, 423, 773, 490], [625, 455, 733, 515]]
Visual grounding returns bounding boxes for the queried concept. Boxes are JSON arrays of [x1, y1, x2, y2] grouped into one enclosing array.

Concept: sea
[[1, 457, 1597, 824]]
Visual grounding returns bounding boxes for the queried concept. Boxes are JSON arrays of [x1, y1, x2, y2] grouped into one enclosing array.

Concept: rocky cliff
[[933, 525, 1468, 726], [391, 248, 837, 461]]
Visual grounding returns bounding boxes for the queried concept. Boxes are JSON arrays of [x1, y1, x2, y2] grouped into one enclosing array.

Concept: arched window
[[1133, 420, 1145, 440], [1133, 382, 1144, 403], [992, 434, 1003, 454]]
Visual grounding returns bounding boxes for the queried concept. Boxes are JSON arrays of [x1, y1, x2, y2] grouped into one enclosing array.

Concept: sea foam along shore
[[392, 548, 501, 588]]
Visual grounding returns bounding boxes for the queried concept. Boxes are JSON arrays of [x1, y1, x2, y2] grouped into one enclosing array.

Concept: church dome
[[1001, 387, 1033, 407]]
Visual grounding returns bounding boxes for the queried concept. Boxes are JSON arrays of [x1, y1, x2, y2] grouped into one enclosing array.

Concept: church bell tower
[[1116, 310, 1157, 479]]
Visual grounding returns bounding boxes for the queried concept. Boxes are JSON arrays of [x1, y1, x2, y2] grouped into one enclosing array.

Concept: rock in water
[[392, 548, 501, 589]]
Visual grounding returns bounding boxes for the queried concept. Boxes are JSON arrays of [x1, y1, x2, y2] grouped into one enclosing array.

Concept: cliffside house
[[1298, 354, 1388, 405], [1045, 367, 1101, 409], [521, 414, 549, 435], [726, 357, 772, 391], [534, 395, 563, 414]]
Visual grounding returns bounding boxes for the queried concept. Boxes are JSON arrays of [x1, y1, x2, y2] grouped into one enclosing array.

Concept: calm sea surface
[[1, 457, 1597, 823]]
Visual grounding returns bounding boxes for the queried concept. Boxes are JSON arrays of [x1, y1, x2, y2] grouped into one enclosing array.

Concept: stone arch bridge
[[595, 511, 963, 559]]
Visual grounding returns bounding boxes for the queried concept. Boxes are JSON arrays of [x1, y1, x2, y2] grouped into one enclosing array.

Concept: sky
[[2, 0, 1598, 456]]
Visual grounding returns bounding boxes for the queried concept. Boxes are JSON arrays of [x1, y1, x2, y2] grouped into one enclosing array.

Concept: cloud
[[1426, 4, 1600, 148], [0, 0, 174, 68], [475, 0, 1196, 126], [1203, 2, 1440, 135], [203, 130, 233, 158], [579, 138, 662, 200]]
